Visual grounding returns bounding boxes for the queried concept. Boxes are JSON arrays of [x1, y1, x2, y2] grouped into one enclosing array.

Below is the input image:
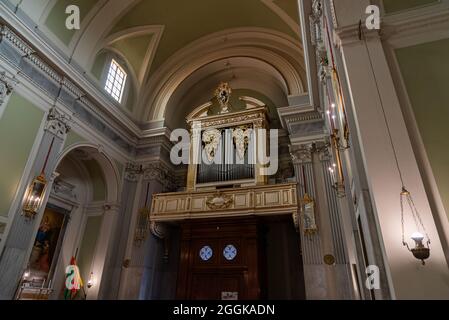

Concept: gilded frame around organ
[[186, 106, 269, 191]]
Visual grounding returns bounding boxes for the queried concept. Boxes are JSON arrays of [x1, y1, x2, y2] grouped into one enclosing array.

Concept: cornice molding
[[0, 3, 141, 136], [381, 6, 449, 48], [0, 23, 174, 159], [333, 4, 449, 48]]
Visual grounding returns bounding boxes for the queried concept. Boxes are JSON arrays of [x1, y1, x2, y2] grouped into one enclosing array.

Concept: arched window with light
[[104, 59, 127, 103]]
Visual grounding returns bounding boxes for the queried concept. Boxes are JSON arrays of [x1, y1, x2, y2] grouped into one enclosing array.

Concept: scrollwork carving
[[215, 82, 232, 114], [125, 163, 142, 182], [202, 129, 222, 162], [143, 162, 177, 191], [206, 192, 233, 210], [149, 221, 167, 240], [232, 126, 251, 160], [310, 0, 324, 47], [290, 144, 313, 163], [0, 72, 18, 107]]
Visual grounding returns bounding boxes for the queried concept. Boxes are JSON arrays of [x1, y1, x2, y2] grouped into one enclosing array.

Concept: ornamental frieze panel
[[150, 183, 298, 222]]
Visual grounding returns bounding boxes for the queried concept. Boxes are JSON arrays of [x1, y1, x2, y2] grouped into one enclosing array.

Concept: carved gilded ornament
[[202, 129, 222, 162], [232, 127, 251, 160], [215, 82, 232, 114], [302, 193, 318, 235], [206, 192, 233, 210]]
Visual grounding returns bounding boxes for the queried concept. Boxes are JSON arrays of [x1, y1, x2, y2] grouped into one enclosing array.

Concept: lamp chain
[[359, 24, 430, 248], [359, 24, 405, 189]]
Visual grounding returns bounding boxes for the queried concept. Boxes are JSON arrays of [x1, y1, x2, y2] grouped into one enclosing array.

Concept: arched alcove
[[24, 145, 120, 300]]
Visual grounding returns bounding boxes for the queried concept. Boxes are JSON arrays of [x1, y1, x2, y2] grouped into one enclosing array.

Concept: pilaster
[[113, 160, 178, 300], [330, 1, 449, 299], [0, 106, 70, 299]]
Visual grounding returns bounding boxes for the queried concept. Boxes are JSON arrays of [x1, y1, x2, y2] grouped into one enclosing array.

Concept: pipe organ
[[151, 84, 298, 221], [195, 126, 255, 184], [187, 108, 268, 190]]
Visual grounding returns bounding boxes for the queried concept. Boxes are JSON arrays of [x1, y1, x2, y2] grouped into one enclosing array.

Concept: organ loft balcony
[[150, 84, 298, 222]]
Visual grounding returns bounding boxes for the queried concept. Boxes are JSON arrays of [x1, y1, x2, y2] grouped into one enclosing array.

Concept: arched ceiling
[[13, 0, 305, 129]]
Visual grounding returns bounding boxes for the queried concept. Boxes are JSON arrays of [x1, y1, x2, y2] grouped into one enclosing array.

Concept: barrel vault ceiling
[[8, 0, 305, 129]]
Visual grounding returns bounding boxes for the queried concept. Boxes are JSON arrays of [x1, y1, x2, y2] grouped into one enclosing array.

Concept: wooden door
[[176, 217, 265, 300]]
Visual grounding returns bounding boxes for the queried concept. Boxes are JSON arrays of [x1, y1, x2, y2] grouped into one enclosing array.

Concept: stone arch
[[45, 144, 121, 299], [140, 28, 307, 122]]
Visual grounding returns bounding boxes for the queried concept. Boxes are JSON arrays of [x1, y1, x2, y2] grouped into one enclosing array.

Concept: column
[[116, 162, 178, 300], [331, 0, 449, 299], [291, 142, 355, 299], [0, 107, 70, 299], [98, 163, 142, 299]]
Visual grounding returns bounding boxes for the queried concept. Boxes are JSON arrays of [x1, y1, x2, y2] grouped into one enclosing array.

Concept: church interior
[[0, 0, 449, 301]]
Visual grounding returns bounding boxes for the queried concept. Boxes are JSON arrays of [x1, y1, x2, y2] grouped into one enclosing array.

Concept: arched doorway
[[17, 145, 120, 300]]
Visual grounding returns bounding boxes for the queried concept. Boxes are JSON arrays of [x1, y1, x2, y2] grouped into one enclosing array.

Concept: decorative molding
[[124, 163, 142, 182], [0, 71, 18, 107], [278, 105, 326, 144], [149, 221, 167, 240], [44, 107, 71, 139], [189, 107, 268, 130], [151, 183, 298, 222], [0, 23, 138, 155], [206, 192, 233, 210], [202, 129, 222, 162], [310, 0, 324, 47], [318, 143, 333, 162], [328, 0, 338, 28], [142, 162, 177, 191], [334, 23, 381, 47], [52, 177, 77, 201], [215, 82, 232, 114], [292, 210, 300, 232], [232, 127, 251, 160], [381, 6, 449, 48], [290, 144, 313, 164]]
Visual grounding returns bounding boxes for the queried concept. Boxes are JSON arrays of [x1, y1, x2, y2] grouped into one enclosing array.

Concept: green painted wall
[[78, 215, 103, 284], [111, 34, 153, 78], [0, 93, 44, 217], [45, 0, 99, 45], [63, 130, 87, 152], [83, 160, 106, 201], [383, 0, 438, 14], [91, 51, 108, 81], [396, 38, 449, 222]]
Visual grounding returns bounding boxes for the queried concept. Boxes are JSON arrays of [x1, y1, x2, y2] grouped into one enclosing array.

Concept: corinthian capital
[[125, 163, 142, 182], [45, 107, 71, 139], [290, 144, 313, 164], [0, 71, 18, 107]]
